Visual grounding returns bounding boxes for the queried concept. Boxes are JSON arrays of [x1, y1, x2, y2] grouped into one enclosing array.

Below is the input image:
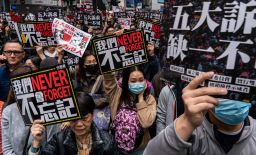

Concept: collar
[[63, 123, 104, 152], [203, 113, 253, 143]]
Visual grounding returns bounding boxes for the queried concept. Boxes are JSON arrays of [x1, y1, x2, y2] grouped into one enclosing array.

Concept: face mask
[[213, 99, 251, 125], [85, 64, 98, 74], [128, 82, 145, 95]]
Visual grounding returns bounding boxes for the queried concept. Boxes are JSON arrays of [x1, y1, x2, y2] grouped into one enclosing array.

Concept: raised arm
[[144, 72, 228, 155]]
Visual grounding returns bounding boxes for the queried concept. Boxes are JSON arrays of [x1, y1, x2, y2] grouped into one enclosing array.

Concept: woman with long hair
[[103, 66, 157, 155]]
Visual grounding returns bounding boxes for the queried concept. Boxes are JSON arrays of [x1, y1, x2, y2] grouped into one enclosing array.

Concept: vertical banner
[[84, 13, 102, 29], [166, 1, 256, 102], [15, 22, 57, 47], [93, 30, 148, 74], [138, 20, 161, 47], [37, 10, 60, 21], [52, 18, 92, 57], [10, 65, 81, 126]]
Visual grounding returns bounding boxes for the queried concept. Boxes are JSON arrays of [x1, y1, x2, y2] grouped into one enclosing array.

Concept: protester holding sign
[[28, 92, 119, 155], [75, 52, 103, 94], [35, 45, 64, 64], [144, 72, 256, 155], [141, 41, 160, 81], [103, 66, 156, 154], [2, 65, 60, 155], [75, 52, 111, 130]]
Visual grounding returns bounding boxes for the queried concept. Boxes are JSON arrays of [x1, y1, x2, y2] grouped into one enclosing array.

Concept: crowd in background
[[0, 3, 256, 155]]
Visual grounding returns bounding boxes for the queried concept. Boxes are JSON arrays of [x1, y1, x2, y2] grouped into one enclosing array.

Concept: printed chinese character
[[192, 2, 221, 32], [221, 1, 256, 34], [217, 39, 252, 69], [170, 3, 193, 30], [56, 98, 78, 119], [121, 52, 134, 67], [167, 34, 188, 61], [134, 50, 146, 63], [38, 102, 59, 122], [17, 93, 39, 123], [99, 48, 121, 70], [12, 80, 23, 95]]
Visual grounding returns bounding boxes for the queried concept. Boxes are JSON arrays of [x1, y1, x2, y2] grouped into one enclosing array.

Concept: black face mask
[[85, 64, 98, 74]]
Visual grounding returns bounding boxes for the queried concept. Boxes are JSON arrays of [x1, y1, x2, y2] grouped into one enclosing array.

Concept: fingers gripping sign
[[31, 119, 45, 147], [176, 72, 228, 141]]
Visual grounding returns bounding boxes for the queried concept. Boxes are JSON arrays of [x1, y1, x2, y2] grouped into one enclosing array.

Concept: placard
[[62, 55, 80, 73], [52, 18, 92, 57], [93, 30, 148, 74], [10, 65, 81, 125], [84, 13, 102, 29], [118, 18, 131, 29], [38, 10, 60, 21], [149, 12, 161, 21], [114, 12, 128, 18], [135, 12, 149, 20], [138, 20, 161, 47], [166, 1, 256, 102], [15, 22, 57, 47]]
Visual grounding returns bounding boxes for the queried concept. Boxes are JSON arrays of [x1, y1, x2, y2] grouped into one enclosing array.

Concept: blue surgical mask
[[213, 99, 251, 125], [128, 82, 145, 95]]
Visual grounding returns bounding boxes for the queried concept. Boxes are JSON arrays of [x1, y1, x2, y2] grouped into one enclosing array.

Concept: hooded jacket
[[144, 116, 256, 155]]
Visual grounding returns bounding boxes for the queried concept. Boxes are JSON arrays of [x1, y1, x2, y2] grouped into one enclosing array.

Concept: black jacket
[[40, 123, 119, 155]]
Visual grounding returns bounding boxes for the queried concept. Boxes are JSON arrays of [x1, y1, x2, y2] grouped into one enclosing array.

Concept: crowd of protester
[[0, 6, 255, 155]]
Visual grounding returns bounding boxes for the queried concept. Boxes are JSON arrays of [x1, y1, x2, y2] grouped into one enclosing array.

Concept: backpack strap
[[91, 75, 104, 94]]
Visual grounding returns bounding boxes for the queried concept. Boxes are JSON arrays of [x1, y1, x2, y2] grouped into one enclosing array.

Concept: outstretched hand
[[176, 72, 228, 141]]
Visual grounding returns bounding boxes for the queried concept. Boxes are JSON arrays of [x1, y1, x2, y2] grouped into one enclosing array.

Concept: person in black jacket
[[28, 92, 119, 155]]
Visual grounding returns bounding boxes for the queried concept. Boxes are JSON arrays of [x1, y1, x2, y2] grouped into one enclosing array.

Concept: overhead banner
[[138, 20, 161, 47], [10, 65, 81, 126], [15, 22, 57, 47], [84, 13, 102, 29], [166, 1, 256, 102], [52, 18, 92, 57], [93, 30, 148, 74], [38, 10, 60, 21]]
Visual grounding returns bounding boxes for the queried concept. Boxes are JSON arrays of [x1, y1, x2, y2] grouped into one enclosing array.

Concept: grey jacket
[[156, 85, 176, 134], [2, 103, 60, 155], [144, 116, 256, 155]]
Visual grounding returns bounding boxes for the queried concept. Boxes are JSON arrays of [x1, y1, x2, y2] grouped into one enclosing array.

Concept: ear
[[88, 113, 94, 123]]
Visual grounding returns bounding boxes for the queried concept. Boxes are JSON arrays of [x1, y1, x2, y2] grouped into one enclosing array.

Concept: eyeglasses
[[3, 50, 24, 56]]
